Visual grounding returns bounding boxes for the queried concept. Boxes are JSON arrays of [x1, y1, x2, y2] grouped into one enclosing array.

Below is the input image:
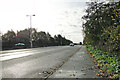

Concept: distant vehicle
[[69, 43, 74, 46], [15, 43, 25, 46], [15, 43, 26, 49]]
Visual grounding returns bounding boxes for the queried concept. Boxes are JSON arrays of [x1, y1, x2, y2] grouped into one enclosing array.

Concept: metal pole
[[30, 16, 33, 48], [26, 14, 35, 48]]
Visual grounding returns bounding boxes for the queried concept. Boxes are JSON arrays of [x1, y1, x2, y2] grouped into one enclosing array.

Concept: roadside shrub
[[86, 45, 120, 79]]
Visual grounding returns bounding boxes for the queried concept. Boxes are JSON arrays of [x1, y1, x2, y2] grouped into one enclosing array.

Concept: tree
[[82, 1, 120, 54], [2, 30, 16, 49], [2, 28, 73, 50]]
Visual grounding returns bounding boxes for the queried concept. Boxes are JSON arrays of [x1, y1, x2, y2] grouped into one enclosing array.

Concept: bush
[[86, 45, 120, 79]]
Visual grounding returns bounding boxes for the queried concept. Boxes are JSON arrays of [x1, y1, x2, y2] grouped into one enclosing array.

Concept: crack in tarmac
[[40, 47, 82, 79]]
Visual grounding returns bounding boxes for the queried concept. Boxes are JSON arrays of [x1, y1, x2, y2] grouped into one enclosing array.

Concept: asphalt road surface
[[2, 45, 81, 78]]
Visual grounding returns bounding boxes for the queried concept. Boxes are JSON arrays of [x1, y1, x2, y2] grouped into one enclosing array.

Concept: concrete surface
[[49, 46, 99, 78], [2, 46, 81, 78]]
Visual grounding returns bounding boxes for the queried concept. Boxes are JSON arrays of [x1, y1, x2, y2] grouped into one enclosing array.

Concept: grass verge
[[86, 45, 120, 80]]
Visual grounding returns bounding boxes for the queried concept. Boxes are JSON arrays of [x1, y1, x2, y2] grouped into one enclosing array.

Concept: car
[[69, 43, 74, 46], [15, 43, 25, 46], [15, 43, 26, 49]]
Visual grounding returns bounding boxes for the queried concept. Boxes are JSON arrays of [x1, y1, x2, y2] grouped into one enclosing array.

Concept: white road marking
[[1, 46, 70, 61]]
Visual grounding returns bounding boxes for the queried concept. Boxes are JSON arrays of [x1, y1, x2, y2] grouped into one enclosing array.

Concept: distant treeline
[[2, 28, 72, 50]]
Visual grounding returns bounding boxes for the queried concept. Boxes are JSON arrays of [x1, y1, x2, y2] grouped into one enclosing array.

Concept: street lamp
[[60, 30, 63, 45], [26, 14, 35, 48]]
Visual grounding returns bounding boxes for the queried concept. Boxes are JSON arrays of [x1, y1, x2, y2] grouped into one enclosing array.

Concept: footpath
[[49, 46, 101, 79]]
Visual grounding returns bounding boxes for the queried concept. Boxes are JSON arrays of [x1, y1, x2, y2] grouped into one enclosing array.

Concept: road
[[2, 45, 81, 78], [50, 46, 99, 78]]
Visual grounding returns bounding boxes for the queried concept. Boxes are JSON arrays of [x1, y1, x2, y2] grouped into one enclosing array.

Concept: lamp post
[[26, 14, 35, 48], [60, 30, 63, 46]]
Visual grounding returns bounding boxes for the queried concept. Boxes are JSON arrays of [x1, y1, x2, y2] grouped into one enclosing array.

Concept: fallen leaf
[[96, 73, 100, 76], [54, 68, 56, 70], [73, 74, 75, 76], [100, 73, 103, 76]]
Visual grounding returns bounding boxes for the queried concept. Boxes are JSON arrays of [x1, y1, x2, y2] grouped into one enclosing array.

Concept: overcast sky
[[0, 0, 90, 43]]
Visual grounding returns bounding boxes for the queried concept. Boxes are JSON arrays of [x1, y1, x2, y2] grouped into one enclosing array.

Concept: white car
[[15, 43, 26, 49], [15, 43, 25, 46], [69, 43, 74, 46]]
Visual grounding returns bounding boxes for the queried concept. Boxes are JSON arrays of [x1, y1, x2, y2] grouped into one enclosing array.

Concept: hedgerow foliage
[[87, 45, 120, 79], [82, 1, 120, 56]]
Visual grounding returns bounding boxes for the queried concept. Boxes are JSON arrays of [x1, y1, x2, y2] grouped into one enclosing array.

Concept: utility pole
[[60, 30, 63, 46], [26, 14, 35, 48]]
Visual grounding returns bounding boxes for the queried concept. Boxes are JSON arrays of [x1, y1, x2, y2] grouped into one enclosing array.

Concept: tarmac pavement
[[49, 46, 100, 78]]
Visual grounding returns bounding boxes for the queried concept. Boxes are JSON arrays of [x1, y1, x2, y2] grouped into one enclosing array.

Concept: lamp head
[[33, 14, 35, 16]]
